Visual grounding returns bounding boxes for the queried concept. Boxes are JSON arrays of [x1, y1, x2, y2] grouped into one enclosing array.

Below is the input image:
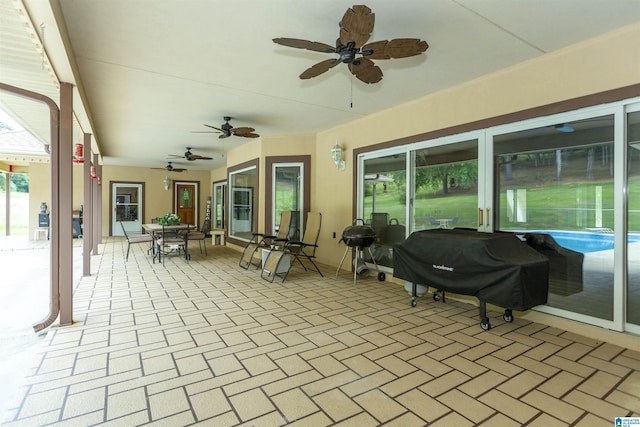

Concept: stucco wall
[[99, 165, 212, 236]]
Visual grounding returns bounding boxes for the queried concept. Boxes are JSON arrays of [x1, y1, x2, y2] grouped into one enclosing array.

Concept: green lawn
[[0, 192, 30, 235], [365, 176, 640, 232]]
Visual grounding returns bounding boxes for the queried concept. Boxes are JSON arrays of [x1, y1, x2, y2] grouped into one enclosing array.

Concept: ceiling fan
[[152, 162, 187, 172], [197, 116, 260, 139], [273, 4, 428, 84], [169, 147, 213, 161]]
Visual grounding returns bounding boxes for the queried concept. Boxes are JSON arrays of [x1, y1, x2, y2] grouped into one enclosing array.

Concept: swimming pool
[[527, 231, 640, 253]]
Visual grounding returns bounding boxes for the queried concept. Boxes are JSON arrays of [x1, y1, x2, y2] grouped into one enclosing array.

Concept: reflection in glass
[[115, 186, 139, 222], [274, 164, 302, 241], [411, 139, 478, 232], [213, 182, 226, 229], [362, 153, 407, 269], [229, 167, 257, 240], [494, 115, 615, 320]]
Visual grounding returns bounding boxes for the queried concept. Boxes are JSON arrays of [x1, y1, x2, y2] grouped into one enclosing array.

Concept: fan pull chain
[[350, 72, 353, 109]]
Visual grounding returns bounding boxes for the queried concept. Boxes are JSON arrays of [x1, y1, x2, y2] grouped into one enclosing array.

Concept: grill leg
[[480, 301, 491, 330], [353, 247, 359, 287], [336, 246, 351, 278], [366, 246, 380, 272]]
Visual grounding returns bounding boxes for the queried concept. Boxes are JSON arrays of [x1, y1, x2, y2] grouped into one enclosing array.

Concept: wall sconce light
[[163, 176, 171, 191], [332, 142, 346, 171]]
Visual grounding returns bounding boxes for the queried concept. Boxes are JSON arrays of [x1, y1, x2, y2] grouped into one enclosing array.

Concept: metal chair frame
[[120, 221, 153, 261], [261, 212, 322, 283], [239, 210, 298, 270]]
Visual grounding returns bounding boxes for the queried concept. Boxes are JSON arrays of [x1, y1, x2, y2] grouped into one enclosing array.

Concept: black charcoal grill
[[336, 219, 386, 285]]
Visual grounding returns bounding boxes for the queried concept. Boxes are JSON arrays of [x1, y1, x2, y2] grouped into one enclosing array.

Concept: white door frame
[[112, 182, 143, 236]]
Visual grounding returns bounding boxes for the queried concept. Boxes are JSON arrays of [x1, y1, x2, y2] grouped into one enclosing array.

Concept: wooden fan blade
[[233, 127, 260, 138], [189, 155, 213, 160], [238, 132, 259, 138], [299, 58, 340, 79], [273, 38, 334, 53], [203, 124, 223, 132], [349, 58, 383, 84], [232, 127, 255, 134], [172, 168, 187, 172], [363, 38, 428, 59], [339, 5, 374, 48]]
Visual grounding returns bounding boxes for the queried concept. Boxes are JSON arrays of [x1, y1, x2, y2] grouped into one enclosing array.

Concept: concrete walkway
[[0, 235, 84, 420]]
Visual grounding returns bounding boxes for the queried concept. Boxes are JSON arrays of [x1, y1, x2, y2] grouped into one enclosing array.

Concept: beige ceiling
[[2, 0, 640, 171]]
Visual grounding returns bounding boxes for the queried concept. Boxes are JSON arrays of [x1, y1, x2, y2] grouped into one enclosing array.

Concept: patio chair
[[239, 210, 298, 270], [120, 221, 153, 261], [261, 212, 322, 283], [155, 223, 189, 265], [181, 219, 210, 255]]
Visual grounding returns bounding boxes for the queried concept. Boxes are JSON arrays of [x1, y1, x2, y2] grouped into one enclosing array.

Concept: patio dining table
[[142, 223, 192, 263]]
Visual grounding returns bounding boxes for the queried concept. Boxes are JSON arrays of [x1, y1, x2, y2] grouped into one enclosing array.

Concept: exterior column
[[92, 153, 100, 254], [0, 81, 62, 333], [4, 172, 9, 236], [58, 82, 73, 326], [82, 133, 92, 276]]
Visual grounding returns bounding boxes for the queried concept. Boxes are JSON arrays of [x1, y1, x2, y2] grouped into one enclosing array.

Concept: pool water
[[531, 231, 640, 253]]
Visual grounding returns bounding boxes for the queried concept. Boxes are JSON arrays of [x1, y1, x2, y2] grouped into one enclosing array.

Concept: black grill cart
[[394, 228, 549, 330]]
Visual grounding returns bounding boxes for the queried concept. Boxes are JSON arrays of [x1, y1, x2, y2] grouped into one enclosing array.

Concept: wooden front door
[[175, 183, 197, 226]]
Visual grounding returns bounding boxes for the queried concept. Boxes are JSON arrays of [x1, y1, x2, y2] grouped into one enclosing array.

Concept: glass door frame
[[356, 97, 640, 333], [212, 180, 227, 230], [357, 130, 486, 234], [357, 131, 484, 276], [624, 102, 640, 335], [227, 160, 259, 244], [264, 155, 311, 239], [271, 161, 304, 240], [485, 102, 628, 332], [110, 181, 144, 236]]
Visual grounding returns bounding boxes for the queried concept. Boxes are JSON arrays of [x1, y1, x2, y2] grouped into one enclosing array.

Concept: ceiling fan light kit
[[273, 4, 428, 84]]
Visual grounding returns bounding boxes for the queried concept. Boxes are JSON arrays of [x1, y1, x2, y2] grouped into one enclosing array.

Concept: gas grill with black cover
[[393, 228, 549, 330]]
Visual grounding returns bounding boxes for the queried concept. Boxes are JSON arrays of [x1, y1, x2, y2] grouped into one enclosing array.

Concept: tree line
[[0, 173, 29, 193]]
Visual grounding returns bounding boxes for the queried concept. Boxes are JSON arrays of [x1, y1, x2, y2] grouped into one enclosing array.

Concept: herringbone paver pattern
[[1, 237, 639, 426]]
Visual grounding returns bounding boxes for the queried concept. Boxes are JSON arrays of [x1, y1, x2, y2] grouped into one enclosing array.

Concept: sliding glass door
[[411, 138, 479, 233], [357, 98, 640, 333], [359, 135, 481, 271], [229, 165, 257, 241], [272, 163, 302, 241], [493, 115, 616, 322], [212, 181, 226, 230], [627, 107, 640, 332]]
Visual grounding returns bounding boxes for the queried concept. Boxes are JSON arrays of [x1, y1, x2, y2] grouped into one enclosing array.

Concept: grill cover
[[394, 228, 549, 311]]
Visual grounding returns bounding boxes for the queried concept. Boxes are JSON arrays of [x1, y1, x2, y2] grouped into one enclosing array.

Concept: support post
[[58, 82, 74, 326], [82, 133, 92, 276]]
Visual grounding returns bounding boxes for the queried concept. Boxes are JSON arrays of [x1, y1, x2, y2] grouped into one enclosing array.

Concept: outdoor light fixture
[[332, 142, 345, 171], [163, 176, 171, 191]]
